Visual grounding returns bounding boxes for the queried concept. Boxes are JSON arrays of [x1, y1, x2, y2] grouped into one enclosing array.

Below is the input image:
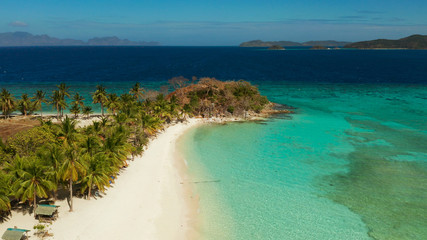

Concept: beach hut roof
[[35, 204, 58, 216], [1, 228, 29, 240]]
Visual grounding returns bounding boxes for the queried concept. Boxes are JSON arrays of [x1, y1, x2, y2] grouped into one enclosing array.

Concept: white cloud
[[9, 21, 28, 27]]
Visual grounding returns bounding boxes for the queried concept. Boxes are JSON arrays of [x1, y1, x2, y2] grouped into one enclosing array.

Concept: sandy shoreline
[[0, 118, 203, 240]]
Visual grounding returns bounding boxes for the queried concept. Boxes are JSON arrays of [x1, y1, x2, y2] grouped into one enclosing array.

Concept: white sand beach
[[0, 118, 202, 240]]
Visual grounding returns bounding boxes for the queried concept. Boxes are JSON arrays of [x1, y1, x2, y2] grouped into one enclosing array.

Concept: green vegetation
[[0, 88, 16, 118], [310, 45, 327, 50], [267, 45, 285, 50], [17, 94, 32, 116], [344, 34, 427, 49], [0, 173, 11, 213], [0, 77, 271, 216], [32, 90, 47, 117], [169, 77, 270, 118], [92, 85, 108, 116], [6, 125, 57, 157]]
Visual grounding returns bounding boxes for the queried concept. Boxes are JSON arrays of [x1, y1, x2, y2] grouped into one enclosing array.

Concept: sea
[[1, 47, 426, 239]]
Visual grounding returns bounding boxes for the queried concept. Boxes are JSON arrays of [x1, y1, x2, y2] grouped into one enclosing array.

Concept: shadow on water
[[318, 118, 427, 240]]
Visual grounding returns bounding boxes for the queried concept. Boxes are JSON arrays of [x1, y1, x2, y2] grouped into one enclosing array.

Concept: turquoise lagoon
[[179, 84, 427, 240]]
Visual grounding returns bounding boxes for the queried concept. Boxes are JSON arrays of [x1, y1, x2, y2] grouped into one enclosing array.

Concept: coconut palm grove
[[0, 77, 271, 215]]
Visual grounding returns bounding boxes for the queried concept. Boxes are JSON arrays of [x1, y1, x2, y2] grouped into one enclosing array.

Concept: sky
[[1, 0, 426, 45]]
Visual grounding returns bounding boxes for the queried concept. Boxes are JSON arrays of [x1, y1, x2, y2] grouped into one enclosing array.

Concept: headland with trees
[[0, 76, 291, 218]]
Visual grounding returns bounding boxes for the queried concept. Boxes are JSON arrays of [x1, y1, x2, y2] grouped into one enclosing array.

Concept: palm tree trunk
[[69, 178, 73, 212], [101, 102, 104, 116], [56, 104, 60, 119], [33, 191, 37, 214], [88, 186, 91, 200]]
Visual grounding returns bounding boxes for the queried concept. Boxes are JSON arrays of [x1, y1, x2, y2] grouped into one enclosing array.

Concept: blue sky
[[1, 0, 426, 45]]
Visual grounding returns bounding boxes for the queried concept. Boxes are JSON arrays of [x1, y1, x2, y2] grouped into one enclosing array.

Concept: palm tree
[[168, 95, 181, 119], [57, 116, 84, 212], [118, 93, 136, 117], [131, 127, 147, 160], [92, 85, 108, 116], [0, 88, 16, 119], [3, 155, 27, 188], [69, 104, 80, 118], [0, 172, 11, 213], [61, 147, 86, 212], [106, 93, 120, 115], [15, 157, 55, 212], [99, 116, 110, 129], [50, 90, 62, 119], [113, 112, 129, 127], [18, 93, 32, 116], [80, 135, 100, 157], [85, 121, 102, 136], [57, 83, 71, 98], [138, 111, 163, 136], [69, 93, 85, 118], [38, 144, 64, 200], [59, 98, 68, 118], [82, 106, 93, 118], [57, 83, 71, 117], [80, 153, 111, 199], [32, 90, 47, 117], [129, 82, 145, 101], [102, 126, 132, 168], [153, 94, 173, 121], [71, 93, 85, 108], [58, 116, 78, 147]]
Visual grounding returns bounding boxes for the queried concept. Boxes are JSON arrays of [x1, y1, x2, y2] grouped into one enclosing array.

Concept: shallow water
[[180, 84, 427, 240]]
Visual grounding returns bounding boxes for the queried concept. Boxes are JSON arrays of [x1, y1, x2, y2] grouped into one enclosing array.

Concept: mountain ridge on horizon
[[0, 32, 160, 46], [240, 34, 427, 49], [344, 34, 427, 49]]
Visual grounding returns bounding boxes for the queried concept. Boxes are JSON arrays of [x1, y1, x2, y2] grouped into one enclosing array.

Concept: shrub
[[34, 224, 45, 231], [6, 125, 57, 157], [227, 106, 235, 114]]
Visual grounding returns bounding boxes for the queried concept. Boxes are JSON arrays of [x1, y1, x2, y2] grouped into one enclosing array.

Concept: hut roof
[[35, 204, 58, 216], [1, 228, 29, 240]]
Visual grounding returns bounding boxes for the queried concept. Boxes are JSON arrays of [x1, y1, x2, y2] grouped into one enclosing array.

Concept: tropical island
[[0, 77, 291, 239], [0, 31, 160, 47], [344, 34, 427, 49], [268, 45, 285, 50], [240, 40, 351, 47], [310, 45, 328, 50]]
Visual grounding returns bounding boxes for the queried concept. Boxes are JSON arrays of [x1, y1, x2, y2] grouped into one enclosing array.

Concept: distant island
[[268, 45, 285, 50], [240, 40, 351, 47], [0, 32, 160, 47], [344, 34, 427, 49], [310, 46, 328, 50]]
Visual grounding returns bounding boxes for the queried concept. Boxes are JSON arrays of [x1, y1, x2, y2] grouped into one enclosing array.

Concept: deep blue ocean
[[1, 47, 427, 239], [1, 47, 426, 86]]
